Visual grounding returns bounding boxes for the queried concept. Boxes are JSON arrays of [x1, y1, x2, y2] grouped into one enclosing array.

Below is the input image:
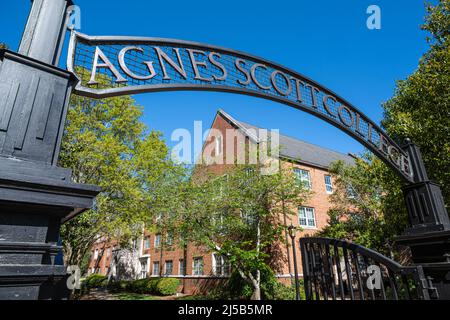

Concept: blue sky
[[0, 0, 434, 158]]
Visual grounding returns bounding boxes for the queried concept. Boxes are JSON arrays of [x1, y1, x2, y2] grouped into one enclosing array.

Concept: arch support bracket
[[397, 141, 450, 300]]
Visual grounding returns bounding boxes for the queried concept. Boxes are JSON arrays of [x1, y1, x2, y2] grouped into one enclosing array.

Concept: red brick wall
[[88, 240, 118, 276], [87, 111, 339, 296]]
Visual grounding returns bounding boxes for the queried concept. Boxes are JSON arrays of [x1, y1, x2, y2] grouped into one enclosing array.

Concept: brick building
[[88, 109, 354, 294]]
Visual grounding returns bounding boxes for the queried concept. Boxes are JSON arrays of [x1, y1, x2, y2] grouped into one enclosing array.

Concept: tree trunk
[[251, 218, 262, 300], [251, 284, 261, 300]]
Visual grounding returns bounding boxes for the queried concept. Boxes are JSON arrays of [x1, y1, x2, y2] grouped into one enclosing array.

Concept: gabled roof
[[217, 109, 355, 169]]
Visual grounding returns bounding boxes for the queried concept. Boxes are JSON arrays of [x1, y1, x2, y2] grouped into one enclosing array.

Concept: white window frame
[[166, 233, 173, 246], [152, 261, 160, 276], [240, 211, 255, 225], [324, 175, 333, 194], [165, 260, 173, 276], [299, 206, 317, 229], [94, 249, 98, 260], [106, 247, 111, 258], [140, 259, 148, 279], [179, 259, 186, 276], [347, 186, 357, 199], [154, 234, 161, 248], [193, 257, 204, 276], [294, 168, 312, 190], [144, 237, 151, 249], [215, 135, 223, 156], [212, 253, 230, 276]]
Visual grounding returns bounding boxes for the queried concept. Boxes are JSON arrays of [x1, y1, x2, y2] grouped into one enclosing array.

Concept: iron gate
[[300, 237, 436, 300]]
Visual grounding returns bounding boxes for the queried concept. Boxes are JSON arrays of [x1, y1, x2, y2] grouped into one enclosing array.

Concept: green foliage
[[128, 278, 158, 294], [0, 43, 7, 50], [107, 280, 130, 293], [269, 281, 302, 300], [174, 163, 309, 299], [108, 278, 179, 296], [212, 269, 303, 300], [320, 0, 449, 260], [59, 70, 183, 268], [382, 0, 450, 207], [156, 278, 181, 296], [115, 293, 158, 300], [319, 154, 408, 256], [82, 274, 108, 290]]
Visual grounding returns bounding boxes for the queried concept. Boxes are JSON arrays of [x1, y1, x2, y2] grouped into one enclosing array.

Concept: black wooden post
[[288, 225, 301, 300], [0, 0, 100, 300], [397, 139, 450, 299]]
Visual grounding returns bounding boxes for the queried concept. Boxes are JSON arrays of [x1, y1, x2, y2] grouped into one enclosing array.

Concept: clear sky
[[0, 0, 434, 159]]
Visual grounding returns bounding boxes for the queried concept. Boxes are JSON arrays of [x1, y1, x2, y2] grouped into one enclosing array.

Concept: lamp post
[[288, 224, 300, 300]]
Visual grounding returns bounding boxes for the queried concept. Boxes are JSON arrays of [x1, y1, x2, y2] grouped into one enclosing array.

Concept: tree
[[59, 90, 174, 269], [319, 154, 408, 258], [320, 0, 449, 258], [177, 163, 309, 300], [382, 0, 450, 207]]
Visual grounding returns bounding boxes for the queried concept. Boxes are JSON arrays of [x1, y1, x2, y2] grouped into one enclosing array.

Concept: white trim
[[217, 109, 260, 143], [276, 274, 304, 278], [154, 234, 161, 248], [152, 261, 160, 276], [324, 174, 333, 194], [164, 260, 174, 276], [178, 258, 185, 277], [192, 256, 204, 276], [298, 206, 317, 229]]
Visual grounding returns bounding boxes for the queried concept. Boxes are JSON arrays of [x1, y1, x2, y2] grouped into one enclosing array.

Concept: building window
[[215, 135, 223, 156], [294, 168, 312, 190], [94, 249, 98, 260], [166, 233, 173, 246], [153, 261, 160, 276], [144, 237, 151, 250], [140, 259, 148, 279], [347, 186, 357, 199], [241, 211, 255, 225], [179, 259, 186, 276], [165, 260, 173, 276], [324, 175, 333, 194], [193, 257, 204, 276], [154, 234, 161, 248], [299, 207, 316, 228], [213, 254, 230, 276], [91, 267, 95, 274]]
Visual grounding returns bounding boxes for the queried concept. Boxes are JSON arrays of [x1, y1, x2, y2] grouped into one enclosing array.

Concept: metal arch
[[67, 31, 414, 183]]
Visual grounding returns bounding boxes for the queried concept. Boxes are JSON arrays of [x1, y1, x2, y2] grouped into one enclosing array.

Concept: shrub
[[82, 274, 108, 289], [106, 278, 179, 296], [215, 268, 305, 300], [155, 278, 180, 296], [127, 278, 161, 294], [107, 280, 129, 293]]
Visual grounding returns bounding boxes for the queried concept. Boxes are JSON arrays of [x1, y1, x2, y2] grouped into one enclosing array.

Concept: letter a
[[366, 5, 381, 30], [366, 265, 381, 290], [88, 47, 127, 85]]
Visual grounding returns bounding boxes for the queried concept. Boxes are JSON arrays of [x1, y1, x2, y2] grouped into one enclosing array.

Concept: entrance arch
[[67, 32, 414, 183]]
